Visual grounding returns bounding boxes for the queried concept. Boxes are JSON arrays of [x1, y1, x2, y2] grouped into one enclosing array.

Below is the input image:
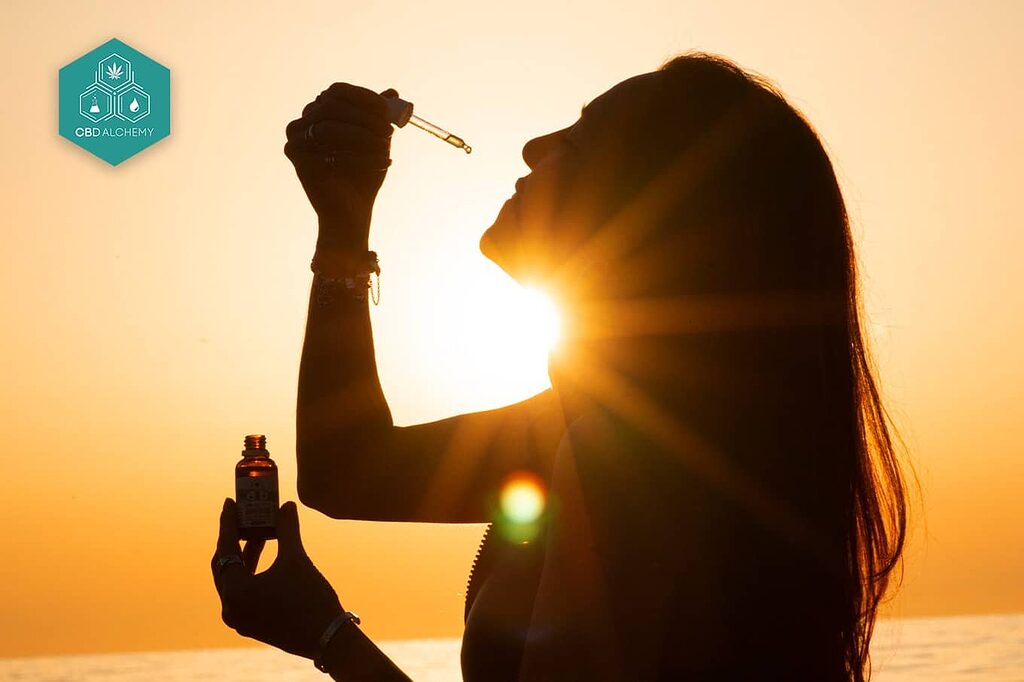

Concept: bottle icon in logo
[[89, 96, 100, 114], [235, 434, 279, 541]]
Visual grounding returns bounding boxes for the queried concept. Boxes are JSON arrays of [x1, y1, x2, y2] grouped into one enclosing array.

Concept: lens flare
[[500, 473, 547, 524], [496, 472, 548, 543]]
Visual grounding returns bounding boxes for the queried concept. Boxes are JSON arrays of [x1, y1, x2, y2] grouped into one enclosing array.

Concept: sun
[[517, 286, 561, 351], [415, 270, 563, 410], [483, 283, 561, 368]]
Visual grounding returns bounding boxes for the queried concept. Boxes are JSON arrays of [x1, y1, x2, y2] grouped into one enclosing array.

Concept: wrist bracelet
[[311, 250, 381, 306], [313, 610, 361, 673]]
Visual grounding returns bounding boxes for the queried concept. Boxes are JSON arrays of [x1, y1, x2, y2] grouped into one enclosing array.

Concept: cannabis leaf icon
[[106, 63, 124, 80]]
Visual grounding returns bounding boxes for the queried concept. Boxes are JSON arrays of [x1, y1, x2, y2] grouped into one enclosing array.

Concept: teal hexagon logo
[[59, 38, 170, 165]]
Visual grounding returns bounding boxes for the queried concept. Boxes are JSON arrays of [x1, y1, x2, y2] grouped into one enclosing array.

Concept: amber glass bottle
[[235, 434, 279, 541]]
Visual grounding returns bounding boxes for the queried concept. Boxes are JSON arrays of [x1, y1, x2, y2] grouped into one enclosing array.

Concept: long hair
[[559, 53, 912, 680]]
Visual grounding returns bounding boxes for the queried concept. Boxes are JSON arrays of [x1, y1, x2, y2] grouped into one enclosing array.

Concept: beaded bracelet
[[310, 250, 380, 306]]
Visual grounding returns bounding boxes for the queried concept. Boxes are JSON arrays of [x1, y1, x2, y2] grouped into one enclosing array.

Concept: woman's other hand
[[284, 83, 398, 249], [211, 499, 343, 659]]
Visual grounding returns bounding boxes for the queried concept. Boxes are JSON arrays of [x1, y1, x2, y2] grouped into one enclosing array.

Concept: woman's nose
[[522, 129, 566, 170]]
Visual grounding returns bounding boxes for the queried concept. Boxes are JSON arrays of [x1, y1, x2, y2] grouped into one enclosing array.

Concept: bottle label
[[236, 474, 279, 528]]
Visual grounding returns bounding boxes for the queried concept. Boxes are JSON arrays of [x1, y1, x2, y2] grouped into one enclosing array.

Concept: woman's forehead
[[581, 72, 663, 123], [568, 72, 663, 149]]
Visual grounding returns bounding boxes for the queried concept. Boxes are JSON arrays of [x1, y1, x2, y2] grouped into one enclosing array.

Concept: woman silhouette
[[212, 52, 910, 681]]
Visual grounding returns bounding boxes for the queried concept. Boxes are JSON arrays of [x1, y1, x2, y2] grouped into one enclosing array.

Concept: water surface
[[2, 613, 1021, 681]]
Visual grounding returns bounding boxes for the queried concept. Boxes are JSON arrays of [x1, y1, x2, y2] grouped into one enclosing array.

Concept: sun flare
[[519, 286, 561, 351], [425, 272, 564, 410]]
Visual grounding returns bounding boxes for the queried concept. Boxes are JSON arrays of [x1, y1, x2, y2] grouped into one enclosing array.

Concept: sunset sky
[[1, 0, 1022, 658]]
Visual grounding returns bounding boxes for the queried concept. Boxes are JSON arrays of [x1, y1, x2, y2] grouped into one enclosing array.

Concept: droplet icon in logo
[[129, 98, 140, 113]]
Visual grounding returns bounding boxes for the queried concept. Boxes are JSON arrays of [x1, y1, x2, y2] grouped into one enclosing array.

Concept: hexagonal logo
[[59, 38, 170, 165]]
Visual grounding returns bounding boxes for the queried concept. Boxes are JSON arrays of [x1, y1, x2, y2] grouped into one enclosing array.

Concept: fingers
[[217, 498, 241, 557], [217, 560, 249, 600], [318, 82, 389, 117], [283, 83, 398, 177], [303, 98, 393, 137], [212, 498, 247, 597], [242, 539, 265, 574], [291, 82, 394, 141], [284, 117, 391, 177], [275, 501, 305, 558], [301, 82, 393, 133], [217, 559, 253, 638], [287, 119, 390, 154], [282, 140, 391, 175]]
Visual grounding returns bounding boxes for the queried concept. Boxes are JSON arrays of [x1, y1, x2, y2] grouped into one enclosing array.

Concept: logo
[[59, 38, 170, 165]]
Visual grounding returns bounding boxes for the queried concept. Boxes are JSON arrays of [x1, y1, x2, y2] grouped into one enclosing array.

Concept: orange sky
[[1, 0, 1022, 658]]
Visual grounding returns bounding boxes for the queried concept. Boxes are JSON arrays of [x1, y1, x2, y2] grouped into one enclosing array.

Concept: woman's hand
[[284, 83, 398, 248], [211, 499, 344, 659]]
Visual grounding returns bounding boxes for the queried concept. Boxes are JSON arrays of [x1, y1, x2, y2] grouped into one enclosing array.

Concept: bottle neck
[[242, 448, 270, 460]]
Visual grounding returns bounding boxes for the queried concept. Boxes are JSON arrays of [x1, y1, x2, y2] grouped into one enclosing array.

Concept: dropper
[[384, 96, 472, 154]]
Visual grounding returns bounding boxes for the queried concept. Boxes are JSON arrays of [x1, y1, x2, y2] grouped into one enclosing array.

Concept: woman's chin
[[478, 222, 508, 269], [480, 235, 529, 284], [480, 199, 558, 288], [480, 202, 524, 277]]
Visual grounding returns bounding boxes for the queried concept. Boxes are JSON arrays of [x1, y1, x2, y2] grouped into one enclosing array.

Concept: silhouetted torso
[[459, 397, 849, 681], [461, 520, 546, 682]]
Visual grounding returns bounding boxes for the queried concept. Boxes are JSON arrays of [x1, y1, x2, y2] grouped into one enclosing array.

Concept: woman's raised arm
[[295, 268, 563, 523], [286, 81, 563, 524]]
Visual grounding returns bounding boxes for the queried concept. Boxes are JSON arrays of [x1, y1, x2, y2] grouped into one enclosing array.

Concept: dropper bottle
[[235, 434, 279, 541], [384, 96, 472, 154]]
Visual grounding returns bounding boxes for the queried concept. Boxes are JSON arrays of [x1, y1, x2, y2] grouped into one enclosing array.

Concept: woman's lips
[[502, 195, 519, 220]]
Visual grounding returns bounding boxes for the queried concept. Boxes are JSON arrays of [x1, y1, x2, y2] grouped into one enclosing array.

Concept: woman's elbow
[[297, 474, 331, 513], [295, 473, 320, 503], [295, 460, 350, 517], [297, 465, 383, 520], [297, 481, 358, 520], [294, 435, 405, 521]]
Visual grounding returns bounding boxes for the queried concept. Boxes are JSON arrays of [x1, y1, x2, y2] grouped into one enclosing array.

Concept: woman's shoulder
[[563, 405, 692, 510], [556, 406, 699, 584]]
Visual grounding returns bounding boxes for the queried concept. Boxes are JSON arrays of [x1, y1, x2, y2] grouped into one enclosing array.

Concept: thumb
[[276, 501, 305, 556]]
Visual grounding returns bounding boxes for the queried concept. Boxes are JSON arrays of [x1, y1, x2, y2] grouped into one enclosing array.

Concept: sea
[[1, 613, 1022, 681]]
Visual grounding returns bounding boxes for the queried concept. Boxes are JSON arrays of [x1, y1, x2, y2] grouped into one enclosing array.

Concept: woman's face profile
[[480, 73, 659, 289]]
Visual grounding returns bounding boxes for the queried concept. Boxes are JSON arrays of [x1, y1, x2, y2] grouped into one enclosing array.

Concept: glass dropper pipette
[[384, 96, 472, 154]]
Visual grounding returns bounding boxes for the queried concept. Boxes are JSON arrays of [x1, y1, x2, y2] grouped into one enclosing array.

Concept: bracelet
[[311, 250, 381, 306], [313, 610, 361, 673]]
